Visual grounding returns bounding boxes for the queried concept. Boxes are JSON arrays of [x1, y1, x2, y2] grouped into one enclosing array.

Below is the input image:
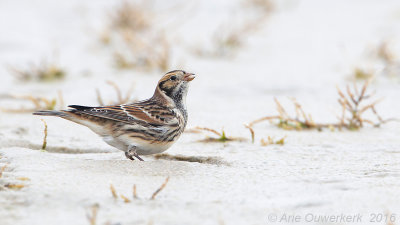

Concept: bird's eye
[[170, 76, 177, 81]]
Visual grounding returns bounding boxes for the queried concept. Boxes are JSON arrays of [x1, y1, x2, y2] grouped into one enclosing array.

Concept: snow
[[0, 0, 400, 224]]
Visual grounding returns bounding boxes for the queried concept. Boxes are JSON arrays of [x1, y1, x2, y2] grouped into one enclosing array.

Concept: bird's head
[[154, 70, 195, 105]]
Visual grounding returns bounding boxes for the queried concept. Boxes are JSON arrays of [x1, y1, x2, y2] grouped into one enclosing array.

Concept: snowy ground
[[0, 0, 400, 225]]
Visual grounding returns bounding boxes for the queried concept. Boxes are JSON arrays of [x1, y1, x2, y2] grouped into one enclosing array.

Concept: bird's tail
[[33, 110, 69, 118]]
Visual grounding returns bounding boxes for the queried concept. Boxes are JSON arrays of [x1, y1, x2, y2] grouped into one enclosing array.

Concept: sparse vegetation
[[112, 34, 171, 71], [249, 97, 318, 130], [353, 67, 374, 80], [109, 177, 170, 202], [96, 80, 136, 105], [8, 61, 66, 82], [353, 40, 400, 81], [0, 91, 64, 113], [249, 81, 395, 131], [0, 162, 29, 191], [192, 127, 246, 143], [108, 1, 151, 32], [193, 0, 273, 58], [377, 40, 400, 80], [193, 23, 253, 57], [260, 136, 286, 146], [101, 1, 172, 71]]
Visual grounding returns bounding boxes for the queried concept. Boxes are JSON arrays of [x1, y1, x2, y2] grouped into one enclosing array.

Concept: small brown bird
[[33, 70, 195, 161]]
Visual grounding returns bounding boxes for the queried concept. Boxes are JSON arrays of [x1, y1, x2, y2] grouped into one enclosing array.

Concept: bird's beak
[[183, 73, 195, 82]]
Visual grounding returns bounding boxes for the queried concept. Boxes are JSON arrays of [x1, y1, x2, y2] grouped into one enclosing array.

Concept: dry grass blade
[[110, 184, 118, 199], [96, 81, 135, 105], [133, 184, 138, 199], [377, 41, 396, 64], [260, 136, 286, 146], [150, 177, 169, 200], [244, 124, 255, 143], [193, 127, 222, 136], [247, 116, 281, 127], [0, 164, 8, 178], [193, 127, 246, 143], [5, 183, 25, 190], [95, 89, 104, 106], [120, 194, 131, 203], [86, 204, 99, 225], [106, 80, 123, 103], [40, 119, 48, 150], [274, 97, 288, 118], [57, 91, 65, 109]]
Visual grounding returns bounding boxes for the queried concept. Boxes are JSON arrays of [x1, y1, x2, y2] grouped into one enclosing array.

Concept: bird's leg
[[124, 151, 135, 160], [127, 145, 144, 161]]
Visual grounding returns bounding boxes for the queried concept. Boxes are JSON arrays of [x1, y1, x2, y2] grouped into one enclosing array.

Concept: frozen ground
[[0, 0, 400, 225]]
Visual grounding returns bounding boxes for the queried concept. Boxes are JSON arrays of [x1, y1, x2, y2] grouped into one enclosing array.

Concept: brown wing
[[67, 100, 178, 127]]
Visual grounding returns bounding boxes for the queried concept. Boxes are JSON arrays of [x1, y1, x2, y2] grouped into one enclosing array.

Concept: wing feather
[[67, 100, 178, 126]]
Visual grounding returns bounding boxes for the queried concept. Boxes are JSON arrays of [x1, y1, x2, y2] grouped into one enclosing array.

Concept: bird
[[33, 70, 195, 161]]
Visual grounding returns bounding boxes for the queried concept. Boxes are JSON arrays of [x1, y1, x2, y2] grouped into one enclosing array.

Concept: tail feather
[[68, 105, 92, 110], [33, 110, 69, 117]]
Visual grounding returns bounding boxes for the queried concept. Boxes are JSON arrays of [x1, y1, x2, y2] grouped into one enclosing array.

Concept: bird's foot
[[125, 151, 135, 160], [126, 145, 144, 161]]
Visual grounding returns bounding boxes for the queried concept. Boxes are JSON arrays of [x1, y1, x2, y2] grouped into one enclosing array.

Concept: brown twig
[[150, 177, 169, 200]]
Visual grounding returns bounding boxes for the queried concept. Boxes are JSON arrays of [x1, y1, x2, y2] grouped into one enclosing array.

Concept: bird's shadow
[[152, 153, 229, 166]]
